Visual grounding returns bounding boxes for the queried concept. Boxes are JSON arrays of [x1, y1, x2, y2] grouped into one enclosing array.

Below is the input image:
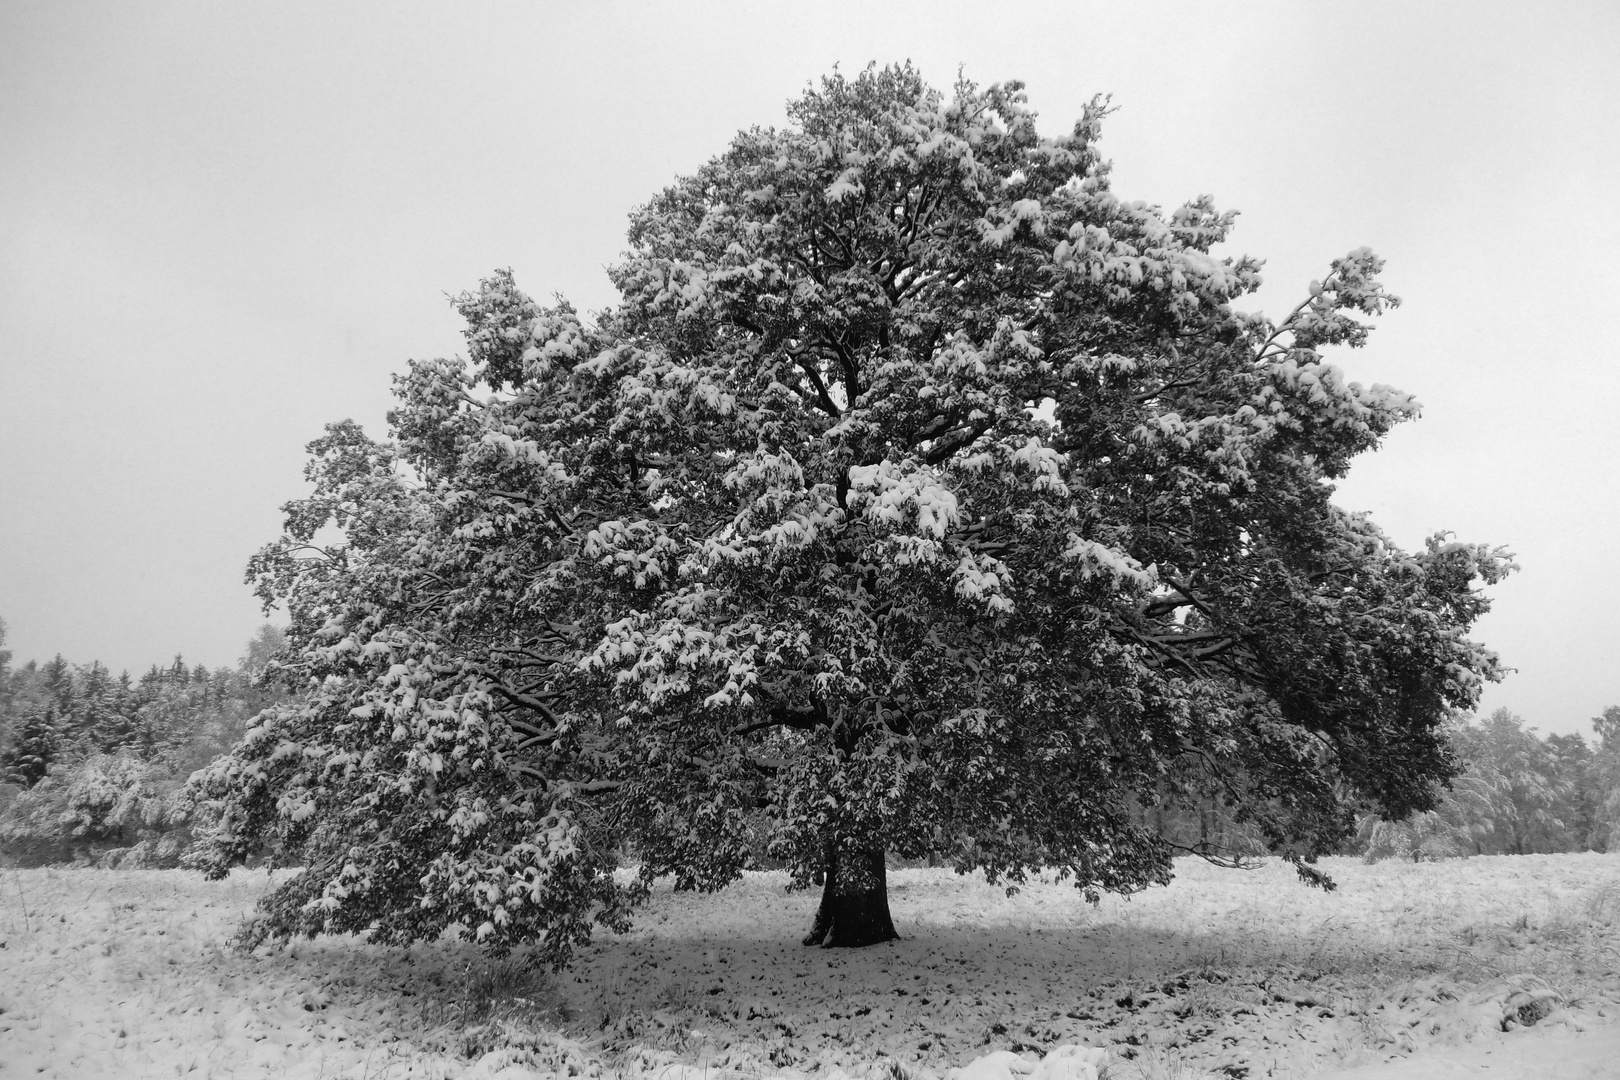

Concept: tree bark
[[802, 841, 900, 948]]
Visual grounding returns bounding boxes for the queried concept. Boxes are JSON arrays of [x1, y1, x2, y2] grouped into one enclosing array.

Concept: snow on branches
[[198, 64, 1511, 961]]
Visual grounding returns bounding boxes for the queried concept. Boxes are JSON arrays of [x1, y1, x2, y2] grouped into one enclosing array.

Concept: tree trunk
[[802, 842, 900, 948]]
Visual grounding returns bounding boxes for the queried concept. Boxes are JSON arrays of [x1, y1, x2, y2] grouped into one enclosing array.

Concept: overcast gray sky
[[2, 1, 1616, 736]]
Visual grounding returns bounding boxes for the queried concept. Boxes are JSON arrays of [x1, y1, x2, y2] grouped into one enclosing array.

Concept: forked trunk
[[801, 842, 900, 948]]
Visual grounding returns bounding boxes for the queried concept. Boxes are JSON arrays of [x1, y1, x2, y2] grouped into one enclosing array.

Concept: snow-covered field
[[3, 855, 1620, 1079]]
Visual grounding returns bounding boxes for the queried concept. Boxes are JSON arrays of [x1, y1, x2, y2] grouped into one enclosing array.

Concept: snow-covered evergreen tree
[[3, 704, 59, 788], [197, 65, 1512, 962], [1586, 705, 1620, 850]]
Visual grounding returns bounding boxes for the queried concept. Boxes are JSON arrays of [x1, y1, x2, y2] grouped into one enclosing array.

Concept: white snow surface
[[2, 854, 1619, 1079]]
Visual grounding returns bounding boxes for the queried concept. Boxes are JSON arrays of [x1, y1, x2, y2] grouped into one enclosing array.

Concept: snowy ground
[[2, 854, 1619, 1079]]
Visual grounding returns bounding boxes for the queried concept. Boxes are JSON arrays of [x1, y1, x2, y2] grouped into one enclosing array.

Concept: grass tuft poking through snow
[[2, 855, 1620, 1079]]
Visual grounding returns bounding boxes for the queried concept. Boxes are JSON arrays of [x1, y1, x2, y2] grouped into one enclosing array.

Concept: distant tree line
[[1, 608, 1613, 871], [0, 615, 288, 867], [1144, 705, 1620, 863], [1355, 706, 1620, 861]]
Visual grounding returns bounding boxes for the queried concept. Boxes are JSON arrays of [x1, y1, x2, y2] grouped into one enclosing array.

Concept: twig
[[9, 864, 30, 933]]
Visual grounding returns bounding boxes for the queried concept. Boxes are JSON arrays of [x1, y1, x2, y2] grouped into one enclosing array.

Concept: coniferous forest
[[0, 616, 289, 866]]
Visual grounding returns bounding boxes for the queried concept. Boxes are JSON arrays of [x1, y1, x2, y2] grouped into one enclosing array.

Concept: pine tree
[[1588, 705, 1620, 850], [1458, 709, 1567, 854], [1544, 732, 1596, 851], [0, 615, 12, 750], [3, 705, 60, 788], [40, 655, 75, 734], [0, 614, 12, 701]]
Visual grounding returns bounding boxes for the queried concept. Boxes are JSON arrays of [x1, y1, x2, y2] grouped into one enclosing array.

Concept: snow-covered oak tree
[[196, 65, 1512, 961]]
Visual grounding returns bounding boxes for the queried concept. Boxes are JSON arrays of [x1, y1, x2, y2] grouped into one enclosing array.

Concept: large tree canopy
[[197, 65, 1511, 963]]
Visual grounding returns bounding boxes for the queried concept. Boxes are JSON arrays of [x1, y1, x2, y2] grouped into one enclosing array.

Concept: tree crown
[[198, 65, 1512, 963]]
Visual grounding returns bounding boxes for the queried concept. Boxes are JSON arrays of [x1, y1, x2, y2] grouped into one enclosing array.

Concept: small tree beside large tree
[[195, 65, 1512, 963]]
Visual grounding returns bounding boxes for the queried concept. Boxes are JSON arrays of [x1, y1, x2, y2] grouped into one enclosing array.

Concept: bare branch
[[487, 683, 563, 725], [1162, 840, 1261, 870]]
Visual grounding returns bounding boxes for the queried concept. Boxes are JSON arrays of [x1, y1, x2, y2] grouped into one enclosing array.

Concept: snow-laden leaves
[[199, 64, 1511, 961]]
